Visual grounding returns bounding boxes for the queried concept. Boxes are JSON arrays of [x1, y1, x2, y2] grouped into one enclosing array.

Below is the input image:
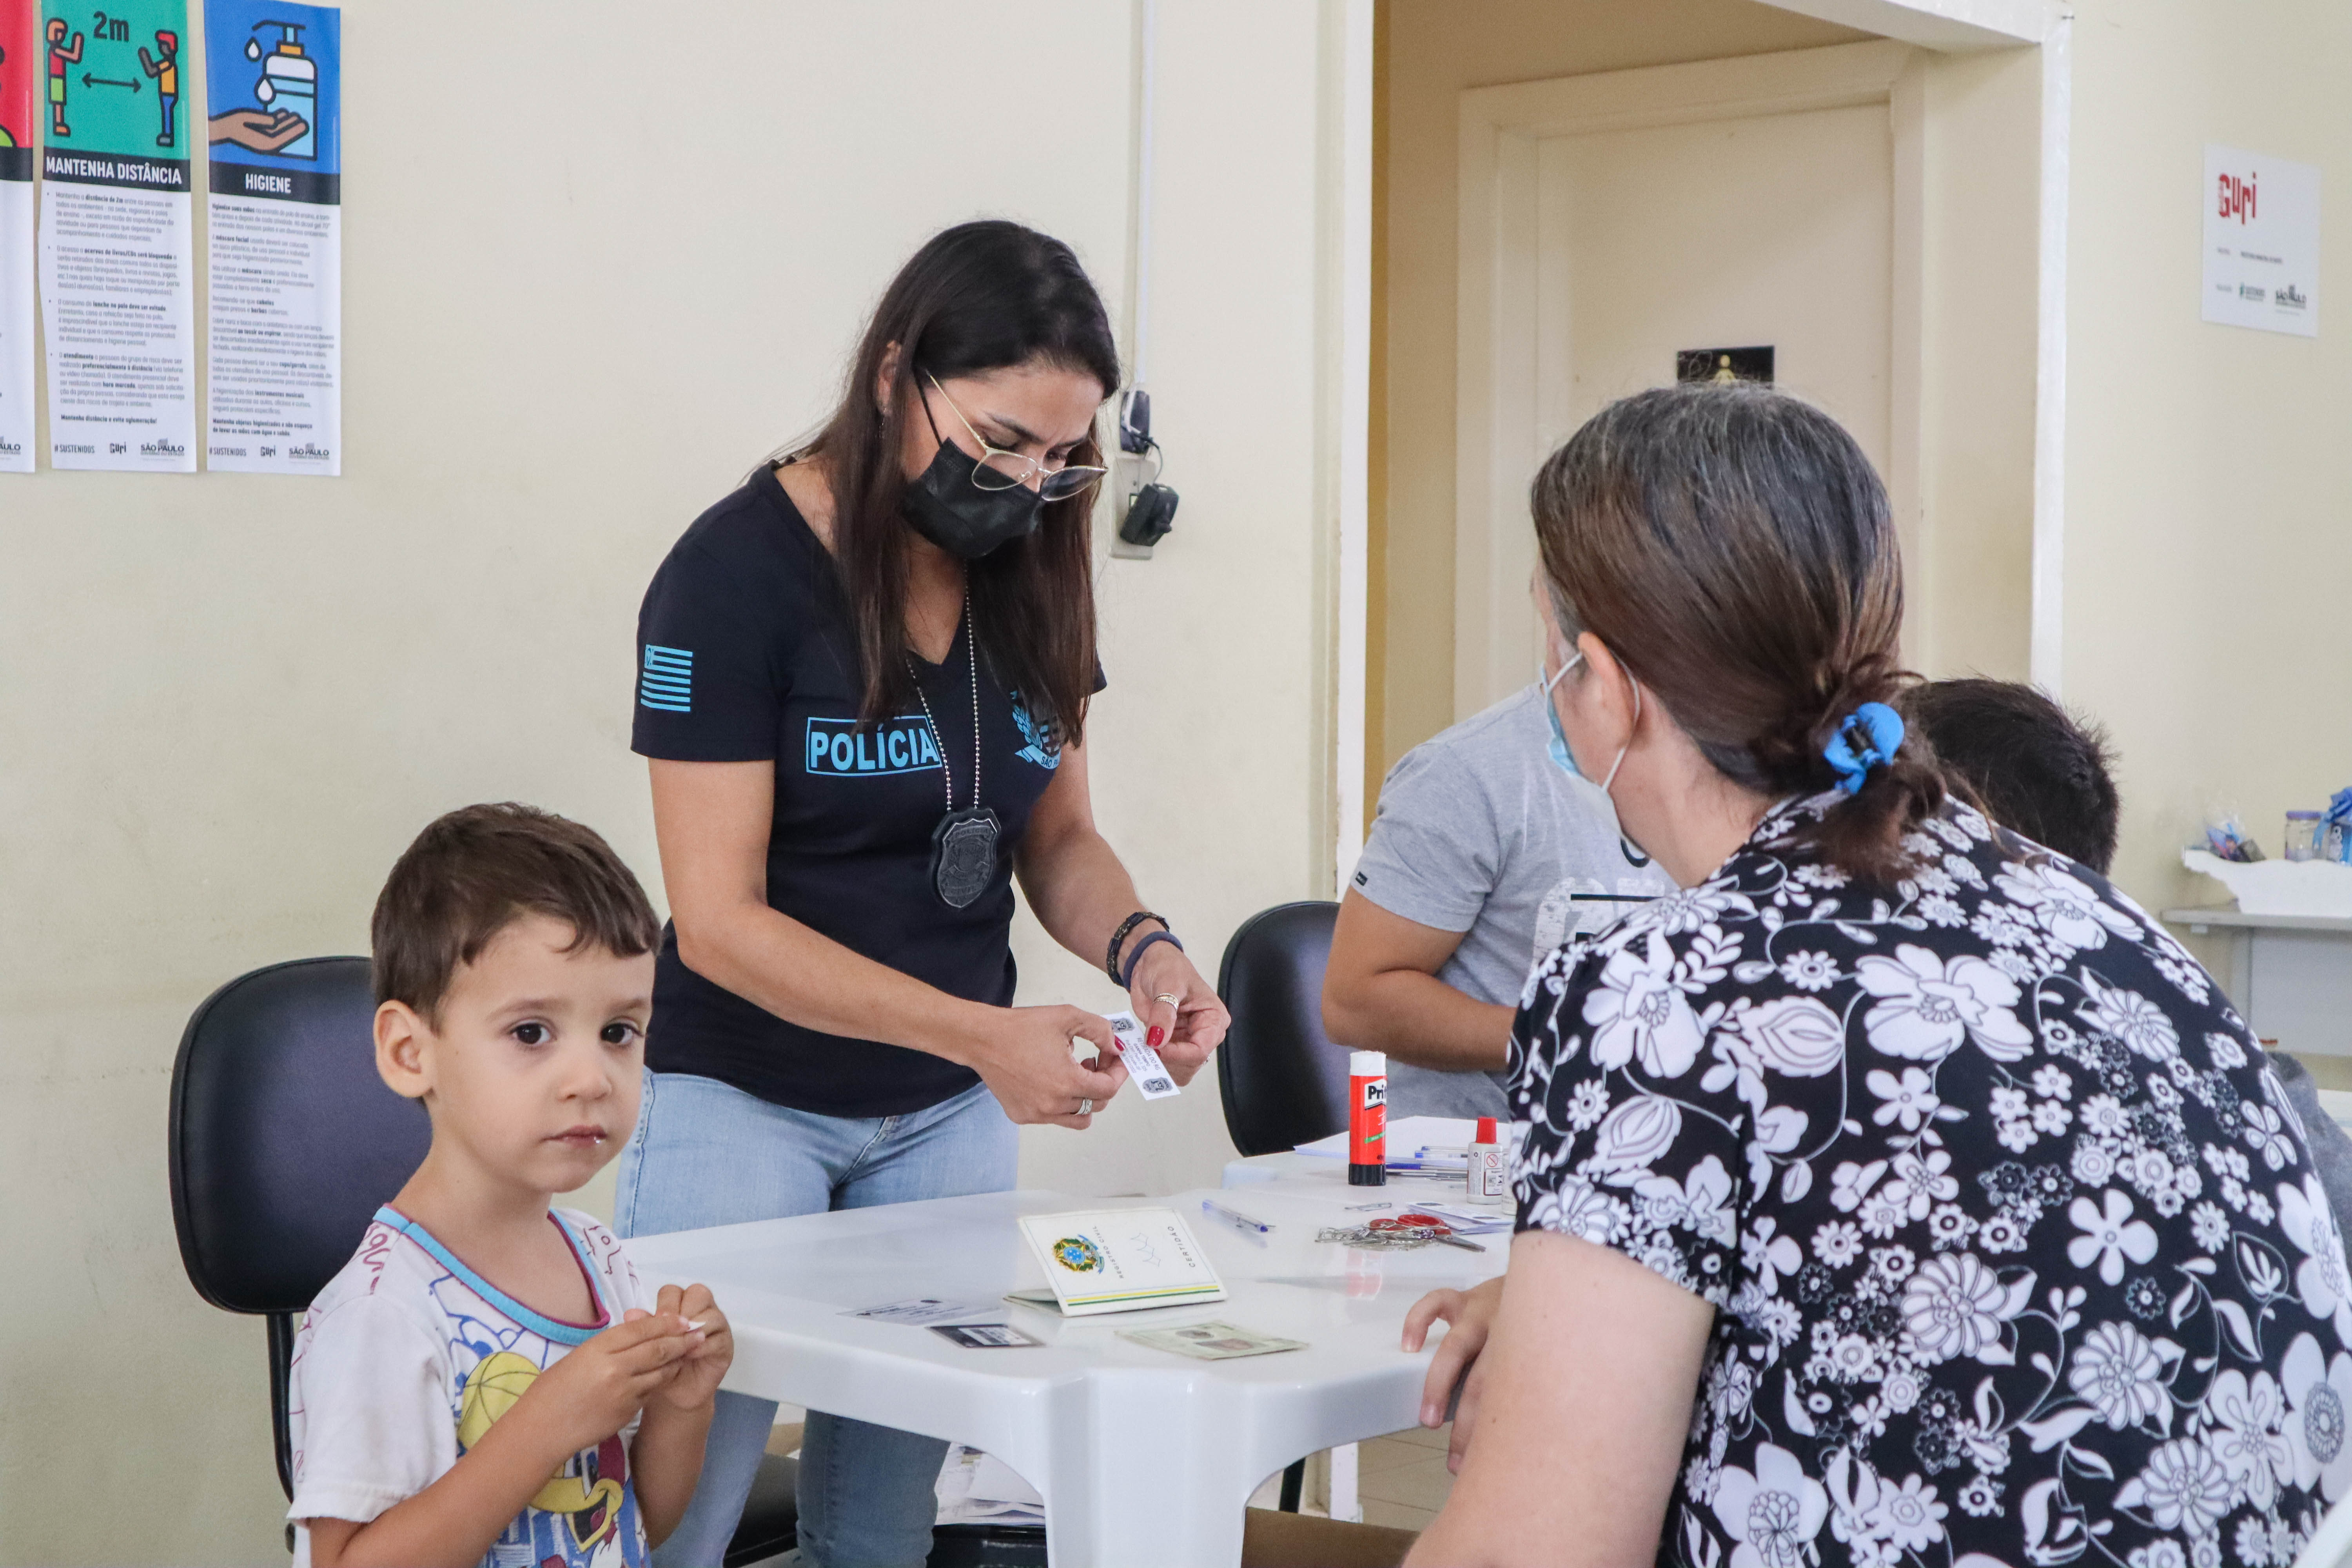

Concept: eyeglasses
[[924, 374, 1108, 501]]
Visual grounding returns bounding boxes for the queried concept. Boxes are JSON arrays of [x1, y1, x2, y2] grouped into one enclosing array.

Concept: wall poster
[[2203, 144, 2320, 338], [203, 0, 337, 475], [0, 0, 36, 470], [37, 0, 197, 470]]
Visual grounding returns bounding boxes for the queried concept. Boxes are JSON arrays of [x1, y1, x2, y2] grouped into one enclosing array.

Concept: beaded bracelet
[[1106, 910, 1169, 984]]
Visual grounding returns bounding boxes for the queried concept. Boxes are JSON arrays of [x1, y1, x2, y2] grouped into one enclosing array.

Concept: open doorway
[[1370, 0, 2052, 811]]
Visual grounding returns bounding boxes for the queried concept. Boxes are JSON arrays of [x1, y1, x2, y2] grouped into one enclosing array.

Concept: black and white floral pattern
[[1509, 794, 2352, 1568]]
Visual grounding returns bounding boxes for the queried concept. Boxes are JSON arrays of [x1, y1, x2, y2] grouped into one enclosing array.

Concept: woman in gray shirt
[[1324, 589, 1668, 1120]]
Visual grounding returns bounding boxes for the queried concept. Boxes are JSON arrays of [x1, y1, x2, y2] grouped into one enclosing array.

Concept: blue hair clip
[[1824, 702, 1905, 796]]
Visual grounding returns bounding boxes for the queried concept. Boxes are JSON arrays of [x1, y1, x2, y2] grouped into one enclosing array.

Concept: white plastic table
[[625, 1177, 1504, 1568]]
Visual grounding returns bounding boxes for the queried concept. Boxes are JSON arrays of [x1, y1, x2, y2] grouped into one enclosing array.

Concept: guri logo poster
[[0, 0, 33, 470], [203, 0, 340, 475], [37, 0, 198, 470]]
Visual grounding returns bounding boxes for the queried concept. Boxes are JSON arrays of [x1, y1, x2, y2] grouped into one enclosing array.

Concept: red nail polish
[[1147, 1025, 1166, 1049]]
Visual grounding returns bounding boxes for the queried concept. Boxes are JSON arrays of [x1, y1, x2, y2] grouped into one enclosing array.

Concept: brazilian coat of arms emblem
[[1051, 1235, 1105, 1273]]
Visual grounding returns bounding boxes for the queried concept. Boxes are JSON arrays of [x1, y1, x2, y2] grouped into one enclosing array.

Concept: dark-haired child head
[[370, 802, 660, 1197], [1901, 679, 2120, 872]]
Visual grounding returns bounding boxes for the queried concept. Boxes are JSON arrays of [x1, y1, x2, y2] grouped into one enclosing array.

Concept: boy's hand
[[630, 1284, 731, 1412], [514, 1312, 699, 1459]]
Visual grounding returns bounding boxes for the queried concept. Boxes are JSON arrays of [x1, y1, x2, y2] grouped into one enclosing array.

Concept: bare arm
[[1014, 737, 1229, 1084], [1322, 889, 1514, 1073], [630, 1399, 711, 1545], [1404, 1230, 1714, 1568], [629, 1285, 729, 1546], [649, 758, 1122, 1126]]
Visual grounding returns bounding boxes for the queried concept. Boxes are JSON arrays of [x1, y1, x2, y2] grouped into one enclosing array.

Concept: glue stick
[[1467, 1116, 1508, 1207], [1348, 1051, 1387, 1187]]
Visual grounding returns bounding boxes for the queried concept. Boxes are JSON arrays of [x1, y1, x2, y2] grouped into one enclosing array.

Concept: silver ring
[[1152, 993, 1180, 1008], [1078, 1098, 1094, 1116]]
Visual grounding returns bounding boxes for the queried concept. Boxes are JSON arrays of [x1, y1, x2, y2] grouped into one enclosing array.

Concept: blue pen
[[1201, 1199, 1274, 1236]]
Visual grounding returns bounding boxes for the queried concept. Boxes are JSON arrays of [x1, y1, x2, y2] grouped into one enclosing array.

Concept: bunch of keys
[[1314, 1212, 1486, 1253]]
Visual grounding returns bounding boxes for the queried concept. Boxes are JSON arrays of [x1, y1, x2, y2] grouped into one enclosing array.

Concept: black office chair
[[165, 956, 798, 1564], [1216, 900, 1350, 1156], [1213, 900, 1348, 1513]]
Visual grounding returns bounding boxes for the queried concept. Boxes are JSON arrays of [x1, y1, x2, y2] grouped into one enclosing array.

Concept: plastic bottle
[[2288, 811, 2322, 862], [1348, 1051, 1387, 1187], [245, 23, 319, 161], [1467, 1116, 1508, 1207]]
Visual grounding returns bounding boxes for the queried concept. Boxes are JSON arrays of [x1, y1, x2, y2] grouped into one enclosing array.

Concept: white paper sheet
[[842, 1296, 1000, 1327], [0, 176, 31, 472], [39, 175, 197, 470], [1294, 1114, 1481, 1159], [1107, 1009, 1180, 1098]]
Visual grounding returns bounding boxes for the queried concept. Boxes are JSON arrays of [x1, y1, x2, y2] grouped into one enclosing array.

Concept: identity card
[[1118, 1320, 1306, 1361], [931, 1322, 1044, 1349], [1016, 1207, 1228, 1317]]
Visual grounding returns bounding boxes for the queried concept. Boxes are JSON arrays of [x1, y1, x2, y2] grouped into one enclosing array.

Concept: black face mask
[[900, 405, 1045, 560]]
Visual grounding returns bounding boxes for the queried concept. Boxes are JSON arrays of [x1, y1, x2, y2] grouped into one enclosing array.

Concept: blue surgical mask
[[1539, 652, 1585, 779], [1536, 646, 1644, 799]]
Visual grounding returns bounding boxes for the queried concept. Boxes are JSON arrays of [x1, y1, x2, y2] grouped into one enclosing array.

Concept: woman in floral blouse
[[1401, 385, 2352, 1568]]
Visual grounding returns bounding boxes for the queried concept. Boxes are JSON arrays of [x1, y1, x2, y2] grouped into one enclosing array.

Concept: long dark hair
[[1530, 383, 1945, 882], [793, 221, 1118, 742]]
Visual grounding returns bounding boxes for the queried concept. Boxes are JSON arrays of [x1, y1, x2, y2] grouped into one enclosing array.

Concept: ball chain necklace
[[907, 590, 999, 909]]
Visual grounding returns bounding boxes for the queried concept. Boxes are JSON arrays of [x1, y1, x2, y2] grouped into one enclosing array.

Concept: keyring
[[1077, 1098, 1094, 1116]]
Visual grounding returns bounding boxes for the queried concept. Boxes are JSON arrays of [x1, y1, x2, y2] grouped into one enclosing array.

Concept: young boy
[[287, 803, 732, 1568]]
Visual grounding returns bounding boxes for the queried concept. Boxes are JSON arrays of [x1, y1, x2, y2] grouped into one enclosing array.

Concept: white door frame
[[1772, 0, 2074, 694], [1758, 0, 2054, 51], [1453, 40, 1920, 720], [1330, 0, 1375, 888]]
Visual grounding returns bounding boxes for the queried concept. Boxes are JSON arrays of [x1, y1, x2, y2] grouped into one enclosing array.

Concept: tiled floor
[[1354, 1424, 1454, 1534]]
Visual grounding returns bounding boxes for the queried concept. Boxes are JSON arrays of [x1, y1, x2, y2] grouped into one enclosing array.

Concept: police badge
[[931, 805, 1000, 910]]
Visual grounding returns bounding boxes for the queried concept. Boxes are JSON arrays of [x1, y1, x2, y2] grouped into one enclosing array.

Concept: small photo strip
[[931, 1322, 1043, 1349]]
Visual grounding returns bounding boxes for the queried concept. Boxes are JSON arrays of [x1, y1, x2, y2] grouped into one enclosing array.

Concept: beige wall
[[0, 2, 1351, 1559], [2061, 0, 2352, 940], [1373, 0, 1871, 789]]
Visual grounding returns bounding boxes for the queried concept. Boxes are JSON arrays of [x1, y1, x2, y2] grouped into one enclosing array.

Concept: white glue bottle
[[1467, 1115, 1509, 1208]]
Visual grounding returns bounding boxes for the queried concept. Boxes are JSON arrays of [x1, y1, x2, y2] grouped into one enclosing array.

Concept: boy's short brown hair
[[371, 803, 660, 1021]]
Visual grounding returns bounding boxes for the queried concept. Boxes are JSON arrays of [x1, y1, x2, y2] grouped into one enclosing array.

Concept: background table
[[626, 1179, 1503, 1568], [2164, 905, 2352, 1057]]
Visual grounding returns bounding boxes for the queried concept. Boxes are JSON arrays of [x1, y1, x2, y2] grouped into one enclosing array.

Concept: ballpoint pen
[[1201, 1199, 1274, 1236]]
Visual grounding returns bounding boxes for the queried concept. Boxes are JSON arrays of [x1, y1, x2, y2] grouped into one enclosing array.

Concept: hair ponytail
[[1533, 383, 1944, 884]]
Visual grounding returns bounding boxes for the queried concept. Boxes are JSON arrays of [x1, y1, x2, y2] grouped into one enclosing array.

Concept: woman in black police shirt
[[622, 222, 1230, 1568]]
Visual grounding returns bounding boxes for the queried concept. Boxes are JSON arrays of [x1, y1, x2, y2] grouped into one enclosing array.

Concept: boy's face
[[376, 913, 652, 1196]]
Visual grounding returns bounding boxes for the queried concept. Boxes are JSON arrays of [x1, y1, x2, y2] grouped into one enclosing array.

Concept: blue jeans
[[615, 1072, 1019, 1568]]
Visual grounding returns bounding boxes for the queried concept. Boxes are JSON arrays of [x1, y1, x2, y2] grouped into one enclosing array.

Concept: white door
[[1462, 85, 1895, 715]]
